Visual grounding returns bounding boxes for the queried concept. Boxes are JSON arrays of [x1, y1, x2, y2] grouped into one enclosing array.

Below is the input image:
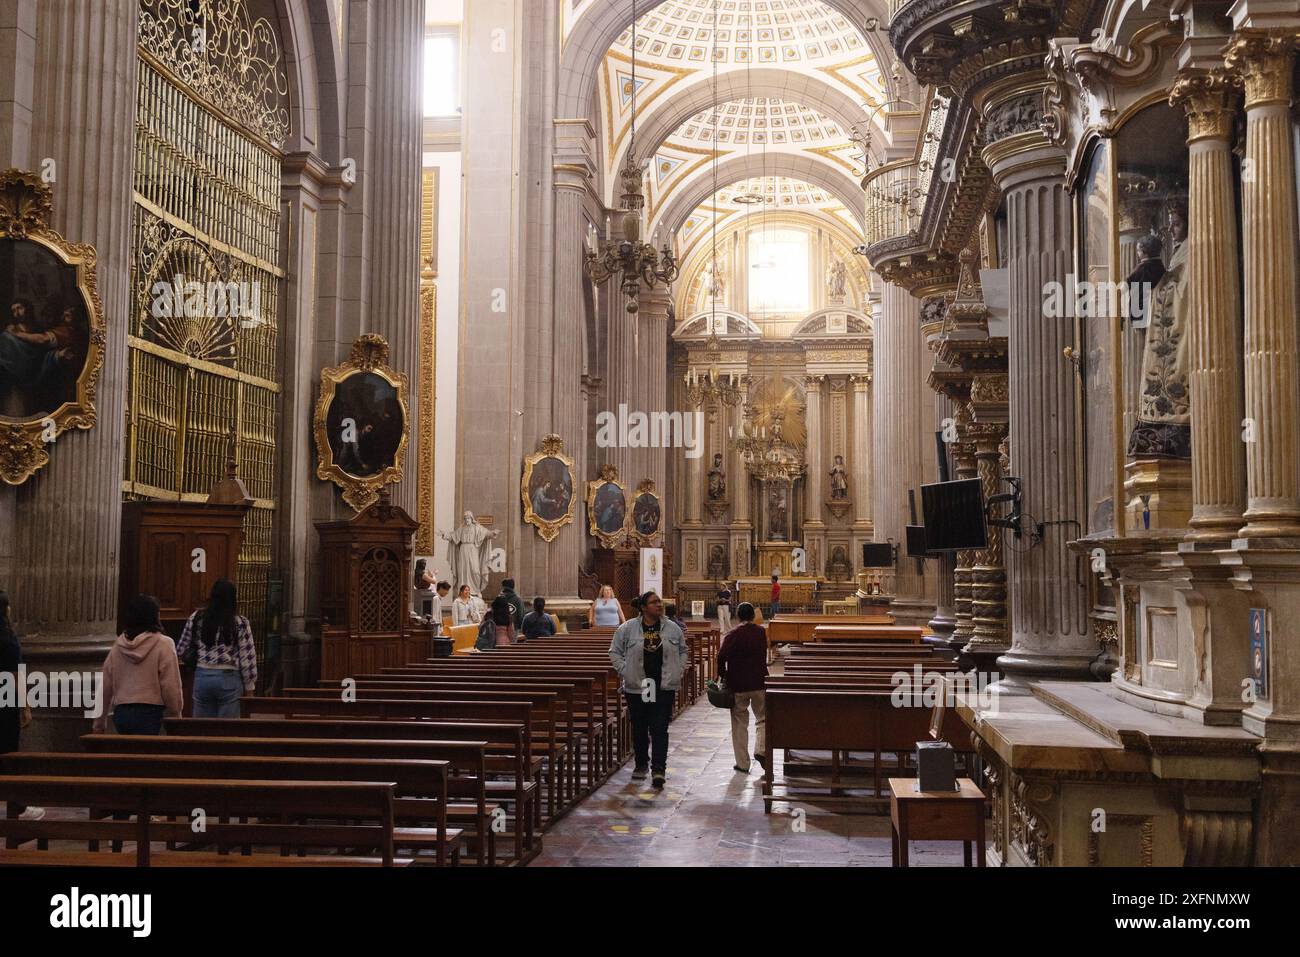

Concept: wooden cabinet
[[315, 499, 430, 682]]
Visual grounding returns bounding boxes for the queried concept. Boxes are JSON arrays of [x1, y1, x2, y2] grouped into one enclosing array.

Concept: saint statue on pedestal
[[826, 259, 848, 301], [829, 454, 849, 500], [707, 452, 726, 501], [441, 510, 499, 597]]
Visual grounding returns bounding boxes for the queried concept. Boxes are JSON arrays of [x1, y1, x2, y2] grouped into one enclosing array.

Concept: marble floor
[[530, 695, 970, 867]]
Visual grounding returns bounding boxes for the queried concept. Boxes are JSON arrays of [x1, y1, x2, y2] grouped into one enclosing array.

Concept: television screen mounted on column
[[920, 478, 988, 551]]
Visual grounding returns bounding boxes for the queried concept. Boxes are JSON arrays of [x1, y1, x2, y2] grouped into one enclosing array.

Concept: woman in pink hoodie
[[93, 595, 183, 735]]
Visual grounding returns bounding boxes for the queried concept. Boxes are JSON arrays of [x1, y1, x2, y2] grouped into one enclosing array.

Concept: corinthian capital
[[1225, 31, 1296, 108], [1170, 69, 1243, 142]]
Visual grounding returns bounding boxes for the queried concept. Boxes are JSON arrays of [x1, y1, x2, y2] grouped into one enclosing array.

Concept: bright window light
[[424, 34, 459, 117], [748, 228, 809, 313]]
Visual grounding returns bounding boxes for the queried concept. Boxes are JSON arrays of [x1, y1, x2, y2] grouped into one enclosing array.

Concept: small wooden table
[[888, 777, 987, 867]]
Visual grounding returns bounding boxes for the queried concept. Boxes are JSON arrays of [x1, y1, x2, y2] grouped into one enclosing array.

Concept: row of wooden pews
[[1, 623, 719, 868], [762, 622, 975, 813]]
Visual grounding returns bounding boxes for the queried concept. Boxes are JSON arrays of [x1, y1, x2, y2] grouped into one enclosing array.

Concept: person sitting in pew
[[609, 591, 689, 789], [521, 596, 557, 641], [452, 584, 482, 626], [717, 602, 769, 774], [176, 579, 258, 718], [93, 594, 183, 736]]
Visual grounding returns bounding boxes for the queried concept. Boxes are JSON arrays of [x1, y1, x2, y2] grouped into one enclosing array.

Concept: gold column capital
[[1225, 31, 1296, 108], [1171, 69, 1243, 142]]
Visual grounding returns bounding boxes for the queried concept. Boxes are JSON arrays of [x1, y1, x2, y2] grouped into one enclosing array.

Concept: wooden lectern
[[315, 493, 431, 681]]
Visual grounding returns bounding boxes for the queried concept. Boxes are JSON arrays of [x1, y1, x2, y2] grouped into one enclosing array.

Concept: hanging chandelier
[[584, 0, 678, 314], [731, 409, 805, 483]]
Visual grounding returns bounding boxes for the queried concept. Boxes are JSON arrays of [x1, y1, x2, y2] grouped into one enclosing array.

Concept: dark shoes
[[631, 765, 648, 782], [733, 764, 750, 773], [754, 753, 767, 770], [651, 771, 666, 789]]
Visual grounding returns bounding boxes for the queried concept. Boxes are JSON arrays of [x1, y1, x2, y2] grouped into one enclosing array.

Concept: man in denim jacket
[[608, 591, 689, 789]]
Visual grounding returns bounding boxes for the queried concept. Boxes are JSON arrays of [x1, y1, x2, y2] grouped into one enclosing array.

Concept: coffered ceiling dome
[[613, 0, 869, 67], [673, 96, 842, 147], [715, 175, 838, 210]]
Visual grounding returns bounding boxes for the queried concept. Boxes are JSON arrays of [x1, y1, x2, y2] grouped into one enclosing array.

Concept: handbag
[[706, 678, 735, 710]]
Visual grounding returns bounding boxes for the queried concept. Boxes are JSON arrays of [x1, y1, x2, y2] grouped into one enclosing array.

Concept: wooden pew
[[238, 698, 540, 859], [85, 732, 500, 865], [3, 752, 458, 865], [0, 776, 401, 866], [765, 614, 896, 649]]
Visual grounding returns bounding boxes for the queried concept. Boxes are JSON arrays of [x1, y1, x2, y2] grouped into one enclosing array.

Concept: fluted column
[[1226, 33, 1300, 538], [729, 384, 752, 577], [640, 286, 672, 527], [874, 282, 931, 623], [684, 387, 704, 526], [984, 129, 1093, 684], [1170, 70, 1247, 542], [929, 390, 957, 642], [355, 0, 423, 516], [852, 375, 873, 528], [0, 1, 137, 749], [805, 375, 826, 523]]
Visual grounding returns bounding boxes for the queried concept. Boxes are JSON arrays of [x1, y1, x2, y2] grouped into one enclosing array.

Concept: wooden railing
[[862, 159, 921, 249]]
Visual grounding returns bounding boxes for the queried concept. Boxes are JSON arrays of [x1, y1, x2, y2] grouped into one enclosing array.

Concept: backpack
[[475, 617, 496, 651]]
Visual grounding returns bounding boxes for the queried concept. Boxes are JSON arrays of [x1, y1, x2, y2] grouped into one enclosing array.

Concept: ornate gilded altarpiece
[[416, 168, 439, 553], [126, 0, 291, 657], [587, 462, 629, 548], [0, 170, 107, 484]]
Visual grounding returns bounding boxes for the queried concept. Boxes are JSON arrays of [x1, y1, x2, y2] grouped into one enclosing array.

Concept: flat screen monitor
[[861, 542, 894, 568], [905, 524, 933, 559], [921, 478, 988, 552]]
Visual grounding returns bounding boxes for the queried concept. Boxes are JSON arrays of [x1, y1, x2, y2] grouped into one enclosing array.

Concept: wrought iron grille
[[128, 1, 289, 667]]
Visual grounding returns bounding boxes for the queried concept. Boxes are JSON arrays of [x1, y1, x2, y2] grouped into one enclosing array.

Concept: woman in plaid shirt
[[176, 580, 258, 718]]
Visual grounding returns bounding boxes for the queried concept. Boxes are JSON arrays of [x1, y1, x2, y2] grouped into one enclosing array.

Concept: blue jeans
[[193, 667, 244, 718], [768, 601, 780, 621], [113, 703, 165, 735]]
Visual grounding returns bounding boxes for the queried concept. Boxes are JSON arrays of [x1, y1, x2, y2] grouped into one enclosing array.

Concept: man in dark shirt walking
[[716, 602, 769, 773]]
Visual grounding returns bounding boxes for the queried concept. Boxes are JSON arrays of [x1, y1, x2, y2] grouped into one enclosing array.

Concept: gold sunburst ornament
[[522, 434, 577, 542], [313, 335, 410, 512], [0, 169, 107, 485]]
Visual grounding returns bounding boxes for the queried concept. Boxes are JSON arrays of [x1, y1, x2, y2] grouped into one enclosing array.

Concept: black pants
[[625, 690, 675, 773], [113, 703, 165, 735]]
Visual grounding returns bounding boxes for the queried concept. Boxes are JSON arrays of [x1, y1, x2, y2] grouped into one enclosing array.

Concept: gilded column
[[968, 417, 1011, 667], [929, 389, 957, 643], [1226, 33, 1300, 538], [984, 123, 1093, 684], [684, 381, 704, 526], [950, 404, 978, 650], [729, 382, 752, 577]]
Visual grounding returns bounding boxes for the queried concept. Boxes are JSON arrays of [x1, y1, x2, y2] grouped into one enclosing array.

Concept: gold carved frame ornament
[[521, 434, 577, 543], [0, 170, 107, 485], [313, 334, 410, 512], [586, 462, 629, 548]]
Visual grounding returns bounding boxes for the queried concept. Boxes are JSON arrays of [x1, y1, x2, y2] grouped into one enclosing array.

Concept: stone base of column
[[890, 598, 938, 630], [1125, 457, 1193, 532], [991, 650, 1099, 693], [20, 634, 115, 753]]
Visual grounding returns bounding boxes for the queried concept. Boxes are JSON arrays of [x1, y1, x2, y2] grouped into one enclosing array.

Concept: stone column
[[873, 282, 932, 625], [950, 403, 978, 652], [0, 0, 139, 749], [1225, 33, 1300, 538], [851, 375, 873, 529], [984, 127, 1093, 684], [684, 391, 704, 526], [640, 285, 672, 530], [730, 377, 752, 577], [804, 375, 826, 576], [968, 418, 1011, 672], [929, 389, 957, 642]]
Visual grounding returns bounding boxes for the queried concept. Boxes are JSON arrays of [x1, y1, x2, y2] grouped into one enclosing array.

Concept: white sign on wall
[[639, 547, 664, 597]]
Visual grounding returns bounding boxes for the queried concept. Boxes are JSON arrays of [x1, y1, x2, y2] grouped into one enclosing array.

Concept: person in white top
[[452, 584, 482, 626], [429, 581, 451, 631], [589, 584, 625, 627]]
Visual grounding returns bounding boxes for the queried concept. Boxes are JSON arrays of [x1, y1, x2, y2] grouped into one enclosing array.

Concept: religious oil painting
[[522, 434, 576, 542], [314, 334, 410, 512], [0, 169, 106, 485], [632, 480, 663, 543], [586, 462, 628, 548]]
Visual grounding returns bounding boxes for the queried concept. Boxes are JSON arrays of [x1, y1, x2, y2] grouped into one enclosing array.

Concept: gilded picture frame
[[631, 479, 663, 545], [314, 334, 410, 512], [522, 433, 576, 542], [586, 462, 628, 548], [0, 169, 107, 485]]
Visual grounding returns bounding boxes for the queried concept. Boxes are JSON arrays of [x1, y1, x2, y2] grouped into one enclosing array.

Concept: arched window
[[748, 227, 810, 314]]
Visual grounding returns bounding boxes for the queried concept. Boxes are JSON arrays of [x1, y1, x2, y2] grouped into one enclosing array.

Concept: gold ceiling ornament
[[586, 461, 629, 549], [313, 334, 410, 513], [138, 0, 291, 147], [0, 169, 107, 485], [522, 434, 577, 543]]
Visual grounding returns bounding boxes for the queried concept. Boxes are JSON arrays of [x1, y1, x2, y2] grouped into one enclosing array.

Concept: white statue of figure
[[703, 259, 726, 302], [441, 510, 499, 597], [827, 259, 848, 301]]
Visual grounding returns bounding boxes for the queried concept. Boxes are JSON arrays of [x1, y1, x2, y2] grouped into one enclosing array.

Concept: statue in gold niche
[[1128, 200, 1190, 460]]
